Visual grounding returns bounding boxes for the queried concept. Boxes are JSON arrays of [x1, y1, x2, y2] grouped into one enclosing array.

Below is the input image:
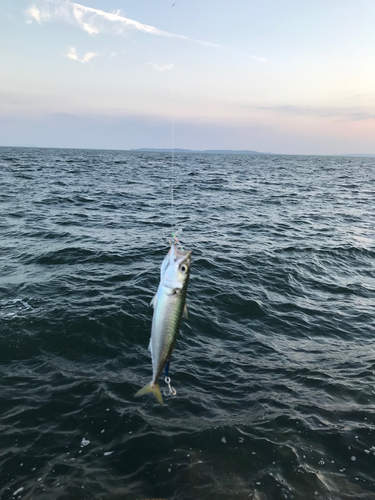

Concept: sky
[[1, 0, 375, 155]]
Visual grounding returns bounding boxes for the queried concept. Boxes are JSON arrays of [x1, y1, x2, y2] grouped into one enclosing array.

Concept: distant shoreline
[[131, 148, 375, 157], [1, 145, 375, 157], [130, 148, 268, 155]]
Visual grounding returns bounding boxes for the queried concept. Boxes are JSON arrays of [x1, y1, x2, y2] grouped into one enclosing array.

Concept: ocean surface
[[1, 147, 375, 500]]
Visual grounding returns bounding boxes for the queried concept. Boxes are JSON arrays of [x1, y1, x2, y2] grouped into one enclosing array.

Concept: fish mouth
[[170, 244, 191, 263]]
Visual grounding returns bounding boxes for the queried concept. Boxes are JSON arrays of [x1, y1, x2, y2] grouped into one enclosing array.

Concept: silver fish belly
[[135, 244, 191, 405]]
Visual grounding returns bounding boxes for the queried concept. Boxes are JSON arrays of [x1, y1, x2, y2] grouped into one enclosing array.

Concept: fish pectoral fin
[[135, 382, 163, 405], [183, 303, 188, 320], [150, 293, 158, 308]]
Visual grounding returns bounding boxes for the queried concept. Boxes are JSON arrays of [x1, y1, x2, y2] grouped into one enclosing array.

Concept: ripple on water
[[1, 149, 375, 499]]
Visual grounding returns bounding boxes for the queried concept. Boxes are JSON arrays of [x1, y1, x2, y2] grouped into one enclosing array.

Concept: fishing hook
[[165, 376, 177, 396]]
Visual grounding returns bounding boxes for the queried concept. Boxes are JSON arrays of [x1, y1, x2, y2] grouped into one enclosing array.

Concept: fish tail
[[135, 382, 163, 405]]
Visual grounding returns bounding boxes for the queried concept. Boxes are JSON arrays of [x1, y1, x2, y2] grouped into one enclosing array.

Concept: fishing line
[[170, 1, 176, 236], [169, 3, 186, 255], [169, 0, 182, 244]]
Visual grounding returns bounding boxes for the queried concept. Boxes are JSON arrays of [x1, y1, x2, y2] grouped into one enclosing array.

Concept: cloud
[[26, 0, 191, 40], [148, 63, 174, 72], [65, 46, 78, 61], [82, 22, 99, 35], [80, 51, 97, 63], [27, 0, 223, 50], [252, 104, 375, 121], [25, 0, 267, 60], [26, 5, 51, 23], [64, 46, 98, 63], [249, 56, 268, 63]]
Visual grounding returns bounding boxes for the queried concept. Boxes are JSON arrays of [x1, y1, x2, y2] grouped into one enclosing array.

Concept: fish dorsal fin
[[183, 303, 188, 320]]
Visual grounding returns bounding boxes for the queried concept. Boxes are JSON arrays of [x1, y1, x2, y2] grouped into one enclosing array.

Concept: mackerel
[[135, 244, 191, 405]]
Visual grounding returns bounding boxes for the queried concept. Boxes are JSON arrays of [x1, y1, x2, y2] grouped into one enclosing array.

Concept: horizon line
[[0, 145, 375, 158]]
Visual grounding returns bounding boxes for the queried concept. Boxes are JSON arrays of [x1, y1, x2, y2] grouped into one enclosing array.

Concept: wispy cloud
[[26, 5, 51, 23], [64, 46, 98, 63], [248, 55, 268, 63], [26, 0, 194, 40], [253, 104, 375, 121], [82, 22, 99, 35], [148, 63, 174, 72], [25, 0, 266, 61]]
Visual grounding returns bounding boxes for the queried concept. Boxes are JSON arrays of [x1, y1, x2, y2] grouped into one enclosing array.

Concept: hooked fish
[[135, 243, 191, 405]]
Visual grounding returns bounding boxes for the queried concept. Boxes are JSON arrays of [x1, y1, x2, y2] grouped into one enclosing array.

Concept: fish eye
[[180, 264, 188, 273]]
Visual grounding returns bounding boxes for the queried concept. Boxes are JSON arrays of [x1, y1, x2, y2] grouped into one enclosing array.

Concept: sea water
[[1, 147, 375, 499]]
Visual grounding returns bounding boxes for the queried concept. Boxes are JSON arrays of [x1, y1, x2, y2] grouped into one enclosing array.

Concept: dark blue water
[[1, 147, 375, 500]]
